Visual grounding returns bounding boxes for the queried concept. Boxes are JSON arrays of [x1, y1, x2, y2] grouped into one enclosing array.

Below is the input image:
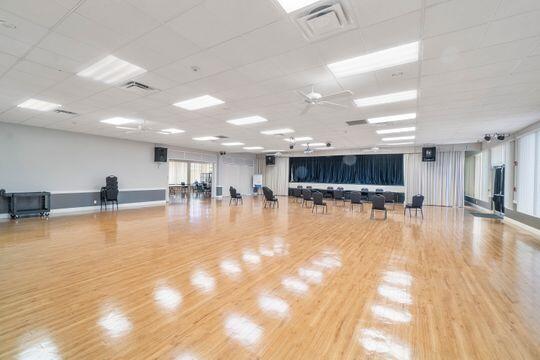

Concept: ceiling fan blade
[[296, 90, 311, 100], [319, 101, 349, 109], [300, 104, 312, 115], [117, 126, 139, 131], [319, 90, 353, 101]]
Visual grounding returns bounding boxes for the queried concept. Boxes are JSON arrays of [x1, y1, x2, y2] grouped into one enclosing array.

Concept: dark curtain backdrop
[[289, 154, 404, 186]]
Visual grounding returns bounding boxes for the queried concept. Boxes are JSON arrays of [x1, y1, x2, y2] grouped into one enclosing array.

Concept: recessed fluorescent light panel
[[284, 137, 312, 142], [222, 142, 244, 146], [17, 99, 61, 111], [101, 117, 141, 126], [174, 95, 225, 111], [263, 150, 283, 153], [367, 113, 416, 124], [327, 42, 419, 78], [382, 142, 414, 146], [354, 90, 418, 107], [162, 128, 185, 134], [301, 142, 326, 147], [261, 128, 294, 135], [193, 136, 219, 141], [244, 146, 264, 150], [77, 55, 146, 84], [376, 127, 416, 135], [227, 115, 267, 126], [275, 0, 319, 13], [382, 135, 415, 142]]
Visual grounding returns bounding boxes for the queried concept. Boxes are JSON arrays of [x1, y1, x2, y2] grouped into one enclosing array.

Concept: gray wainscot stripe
[[0, 189, 166, 214]]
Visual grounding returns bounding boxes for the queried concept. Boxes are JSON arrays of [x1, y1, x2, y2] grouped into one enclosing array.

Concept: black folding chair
[[370, 194, 387, 220], [312, 192, 327, 214]]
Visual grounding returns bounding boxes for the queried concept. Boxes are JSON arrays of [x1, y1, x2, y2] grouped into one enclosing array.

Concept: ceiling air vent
[[120, 81, 158, 94], [54, 109, 78, 115], [346, 119, 367, 126], [294, 1, 356, 41], [216, 135, 228, 139]]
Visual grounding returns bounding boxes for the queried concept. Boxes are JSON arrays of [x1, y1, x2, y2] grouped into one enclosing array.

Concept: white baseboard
[[503, 217, 540, 239], [0, 200, 166, 219]]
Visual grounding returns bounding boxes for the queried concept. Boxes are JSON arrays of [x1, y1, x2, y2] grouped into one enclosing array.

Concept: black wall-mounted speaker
[[266, 155, 276, 166], [154, 147, 168, 162], [422, 147, 436, 162]]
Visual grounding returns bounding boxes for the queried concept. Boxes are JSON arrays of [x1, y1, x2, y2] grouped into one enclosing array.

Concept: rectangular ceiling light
[[162, 128, 185, 134], [302, 142, 326, 147], [261, 128, 295, 135], [382, 135, 415, 142], [77, 55, 146, 84], [275, 0, 319, 13], [284, 136, 312, 142], [222, 142, 244, 146], [367, 113, 416, 124], [327, 42, 419, 78], [193, 136, 219, 141], [263, 149, 284, 153], [354, 90, 418, 107], [100, 117, 141, 126], [243, 146, 264, 150], [227, 115, 267, 126], [17, 99, 61, 111], [382, 142, 414, 146], [376, 126, 416, 135], [174, 95, 225, 111]]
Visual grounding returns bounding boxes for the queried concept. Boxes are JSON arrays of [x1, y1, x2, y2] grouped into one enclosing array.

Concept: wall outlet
[[93, 200, 97, 204]]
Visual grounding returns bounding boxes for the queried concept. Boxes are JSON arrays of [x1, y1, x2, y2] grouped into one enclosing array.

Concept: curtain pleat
[[289, 154, 404, 185], [404, 151, 464, 207], [265, 157, 289, 195]]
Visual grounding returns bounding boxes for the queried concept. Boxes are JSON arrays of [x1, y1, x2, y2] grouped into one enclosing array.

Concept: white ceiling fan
[[297, 86, 353, 115], [116, 121, 163, 135]]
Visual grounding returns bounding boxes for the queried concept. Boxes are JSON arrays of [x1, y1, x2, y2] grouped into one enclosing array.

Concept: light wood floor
[[1, 197, 539, 359]]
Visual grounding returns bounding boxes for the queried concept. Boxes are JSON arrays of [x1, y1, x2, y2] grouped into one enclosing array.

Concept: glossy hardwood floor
[[1, 196, 539, 359]]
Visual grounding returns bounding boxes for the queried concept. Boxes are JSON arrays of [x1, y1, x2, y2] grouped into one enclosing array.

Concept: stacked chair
[[229, 186, 243, 205], [101, 175, 119, 211]]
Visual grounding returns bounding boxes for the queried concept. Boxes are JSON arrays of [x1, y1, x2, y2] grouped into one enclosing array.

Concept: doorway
[[168, 160, 214, 202], [493, 165, 505, 216]]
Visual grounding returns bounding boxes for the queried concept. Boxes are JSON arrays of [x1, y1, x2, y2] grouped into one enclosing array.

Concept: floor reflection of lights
[[191, 270, 216, 293], [258, 293, 290, 318], [242, 250, 261, 264], [372, 305, 412, 323], [298, 267, 323, 284], [174, 351, 199, 360], [358, 328, 411, 360], [98, 309, 132, 338], [154, 285, 183, 311], [224, 314, 263, 347], [382, 271, 412, 287], [17, 331, 61, 360], [259, 245, 275, 257], [312, 256, 342, 269], [378, 285, 412, 305], [281, 276, 309, 295], [220, 259, 242, 277]]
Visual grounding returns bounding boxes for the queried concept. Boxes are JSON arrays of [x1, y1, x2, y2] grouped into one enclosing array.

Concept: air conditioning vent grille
[[54, 109, 78, 115], [294, 1, 356, 41]]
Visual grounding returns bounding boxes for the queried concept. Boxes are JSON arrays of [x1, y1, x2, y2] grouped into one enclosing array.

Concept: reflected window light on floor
[[258, 294, 290, 318], [17, 331, 61, 360], [359, 328, 411, 360], [312, 256, 342, 269], [191, 270, 216, 293], [174, 351, 199, 360], [220, 259, 242, 277], [298, 267, 324, 284], [242, 250, 261, 264], [372, 305, 412, 323], [259, 245, 275, 257], [281, 276, 309, 294], [224, 314, 263, 347], [154, 285, 182, 311], [378, 285, 412, 305], [98, 309, 132, 338], [382, 271, 412, 287]]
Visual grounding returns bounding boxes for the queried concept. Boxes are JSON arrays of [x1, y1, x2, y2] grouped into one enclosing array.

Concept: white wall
[[217, 153, 256, 196], [0, 122, 167, 193]]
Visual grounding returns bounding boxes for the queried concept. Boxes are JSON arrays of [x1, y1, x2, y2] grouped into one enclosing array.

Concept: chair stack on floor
[[101, 175, 119, 211]]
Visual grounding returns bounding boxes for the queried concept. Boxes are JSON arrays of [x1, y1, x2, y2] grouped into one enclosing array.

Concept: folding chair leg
[[421, 208, 423, 219]]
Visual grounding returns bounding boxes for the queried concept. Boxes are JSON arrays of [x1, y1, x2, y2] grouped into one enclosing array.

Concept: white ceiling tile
[[482, 11, 540, 47], [494, 0, 540, 19], [12, 59, 72, 82], [0, 34, 32, 57], [514, 55, 540, 73], [361, 11, 421, 52], [422, 25, 487, 60], [38, 32, 107, 63], [154, 50, 232, 84], [0, 8, 48, 45], [25, 47, 82, 73], [314, 28, 366, 63], [351, 0, 422, 28], [424, 0, 499, 37], [126, 0, 203, 22], [0, 0, 70, 28], [236, 58, 285, 82]]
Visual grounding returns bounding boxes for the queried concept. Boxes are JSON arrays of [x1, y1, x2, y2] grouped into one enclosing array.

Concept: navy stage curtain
[[289, 154, 404, 186]]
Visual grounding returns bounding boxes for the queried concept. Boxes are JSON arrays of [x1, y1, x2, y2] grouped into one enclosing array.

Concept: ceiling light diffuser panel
[[161, 128, 185, 134], [367, 113, 416, 124], [327, 42, 419, 78], [244, 146, 264, 150], [222, 142, 245, 146], [260, 128, 295, 135], [284, 137, 312, 142], [77, 55, 147, 84], [100, 117, 142, 125], [17, 99, 61, 111], [381, 135, 415, 141], [354, 90, 418, 107], [174, 95, 225, 111], [193, 136, 219, 141], [275, 0, 320, 13], [376, 127, 416, 135], [227, 116, 268, 126]]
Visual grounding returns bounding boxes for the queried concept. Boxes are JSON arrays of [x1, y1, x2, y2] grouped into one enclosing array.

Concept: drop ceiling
[[0, 0, 539, 153]]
